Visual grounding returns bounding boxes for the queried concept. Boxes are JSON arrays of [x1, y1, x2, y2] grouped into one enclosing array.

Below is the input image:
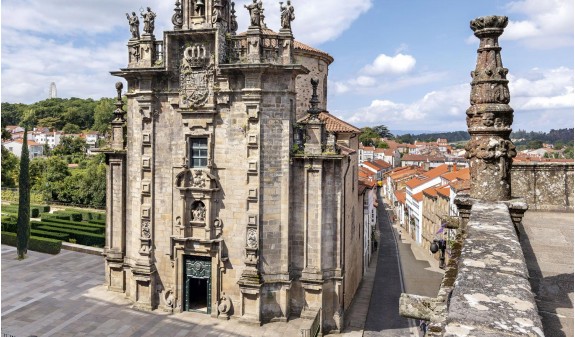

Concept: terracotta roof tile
[[412, 192, 424, 202], [373, 159, 392, 168], [394, 190, 406, 204], [437, 186, 451, 198], [298, 112, 361, 134], [423, 187, 438, 198]]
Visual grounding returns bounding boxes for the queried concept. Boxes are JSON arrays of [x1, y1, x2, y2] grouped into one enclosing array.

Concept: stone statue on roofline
[[245, 0, 263, 27], [126, 12, 140, 39], [279, 1, 295, 30], [141, 7, 157, 35]]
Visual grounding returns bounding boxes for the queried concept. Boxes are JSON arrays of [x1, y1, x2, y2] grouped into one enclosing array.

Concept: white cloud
[[350, 76, 376, 87], [503, 0, 573, 48], [332, 81, 350, 94], [362, 53, 416, 75], [234, 0, 372, 45], [340, 67, 574, 130], [509, 67, 574, 110]]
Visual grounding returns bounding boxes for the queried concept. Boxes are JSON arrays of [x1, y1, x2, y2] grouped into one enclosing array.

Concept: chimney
[[453, 163, 457, 172]]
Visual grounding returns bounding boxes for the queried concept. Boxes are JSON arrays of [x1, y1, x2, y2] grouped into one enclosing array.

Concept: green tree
[[16, 129, 31, 259], [372, 125, 393, 139], [52, 136, 87, 156], [62, 123, 81, 134], [527, 140, 543, 149], [37, 117, 60, 129], [1, 146, 19, 187], [564, 146, 574, 159], [359, 127, 381, 146], [375, 141, 389, 148], [2, 128, 12, 140], [92, 98, 115, 134], [1, 102, 26, 126]]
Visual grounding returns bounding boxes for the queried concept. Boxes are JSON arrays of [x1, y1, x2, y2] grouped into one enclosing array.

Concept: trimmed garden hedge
[[33, 221, 102, 234], [36, 225, 104, 247], [40, 217, 105, 231], [1, 231, 62, 255]]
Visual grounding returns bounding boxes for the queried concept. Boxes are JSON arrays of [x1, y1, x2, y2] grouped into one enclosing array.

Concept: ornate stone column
[[465, 16, 516, 202]]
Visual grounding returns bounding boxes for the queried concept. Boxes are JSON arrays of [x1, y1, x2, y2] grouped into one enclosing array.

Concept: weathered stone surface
[[465, 15, 516, 202], [445, 202, 543, 336], [511, 162, 574, 211]]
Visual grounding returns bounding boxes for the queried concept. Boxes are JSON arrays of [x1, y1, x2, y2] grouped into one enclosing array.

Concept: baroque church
[[103, 0, 364, 332]]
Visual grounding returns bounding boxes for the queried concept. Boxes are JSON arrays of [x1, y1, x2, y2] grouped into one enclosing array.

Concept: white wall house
[[3, 139, 44, 158]]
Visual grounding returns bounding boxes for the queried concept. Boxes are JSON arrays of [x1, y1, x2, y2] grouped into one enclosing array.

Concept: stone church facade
[[103, 1, 363, 333]]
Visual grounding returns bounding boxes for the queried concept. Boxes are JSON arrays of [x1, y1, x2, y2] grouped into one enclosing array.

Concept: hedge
[[1, 231, 62, 255], [1, 220, 17, 233], [34, 221, 102, 234], [30, 229, 70, 241], [50, 211, 83, 222], [40, 217, 105, 231], [36, 225, 104, 247]]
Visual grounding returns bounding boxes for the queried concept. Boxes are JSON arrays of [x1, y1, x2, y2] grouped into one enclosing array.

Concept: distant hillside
[[395, 129, 573, 145]]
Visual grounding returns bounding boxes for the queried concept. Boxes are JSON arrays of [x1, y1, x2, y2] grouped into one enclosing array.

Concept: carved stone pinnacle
[[307, 78, 321, 118]]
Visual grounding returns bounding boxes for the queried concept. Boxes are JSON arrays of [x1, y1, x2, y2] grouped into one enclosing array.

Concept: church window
[[189, 138, 208, 168]]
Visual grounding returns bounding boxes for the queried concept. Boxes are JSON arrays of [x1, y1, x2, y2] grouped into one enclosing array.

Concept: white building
[[3, 139, 44, 158]]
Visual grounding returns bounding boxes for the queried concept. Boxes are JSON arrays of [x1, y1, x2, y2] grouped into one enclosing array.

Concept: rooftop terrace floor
[[520, 211, 574, 337]]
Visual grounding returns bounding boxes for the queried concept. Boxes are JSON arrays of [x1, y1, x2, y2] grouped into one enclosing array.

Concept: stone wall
[[511, 162, 574, 211], [400, 202, 544, 336]]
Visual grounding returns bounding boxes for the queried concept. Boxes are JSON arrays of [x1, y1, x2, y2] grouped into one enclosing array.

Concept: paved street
[[363, 193, 444, 337]]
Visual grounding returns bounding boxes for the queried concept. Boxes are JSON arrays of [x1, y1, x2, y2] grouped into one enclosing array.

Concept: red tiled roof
[[394, 190, 406, 204], [402, 154, 446, 162], [437, 186, 451, 198], [316, 112, 361, 133], [412, 192, 424, 202], [422, 164, 451, 179], [373, 159, 392, 168], [441, 167, 470, 182], [423, 187, 438, 198]]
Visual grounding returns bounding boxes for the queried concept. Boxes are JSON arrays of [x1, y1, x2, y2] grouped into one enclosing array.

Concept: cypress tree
[[16, 128, 31, 259]]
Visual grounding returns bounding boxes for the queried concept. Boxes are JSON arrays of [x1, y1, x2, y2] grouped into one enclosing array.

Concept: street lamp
[[429, 238, 446, 269]]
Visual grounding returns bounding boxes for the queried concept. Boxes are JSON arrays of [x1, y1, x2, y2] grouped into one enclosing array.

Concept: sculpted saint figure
[[141, 7, 157, 35], [245, 0, 262, 27], [126, 12, 140, 39], [280, 1, 295, 30]]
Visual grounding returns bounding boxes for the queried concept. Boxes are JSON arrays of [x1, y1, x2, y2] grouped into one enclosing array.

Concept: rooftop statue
[[141, 7, 157, 35], [245, 0, 263, 27], [126, 12, 140, 39], [279, 1, 295, 30]]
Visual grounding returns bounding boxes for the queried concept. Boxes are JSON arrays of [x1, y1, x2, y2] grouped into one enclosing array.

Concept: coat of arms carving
[[179, 44, 213, 109]]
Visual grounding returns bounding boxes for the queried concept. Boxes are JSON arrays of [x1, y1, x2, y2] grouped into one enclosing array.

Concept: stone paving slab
[[1, 246, 310, 337], [520, 211, 574, 337]]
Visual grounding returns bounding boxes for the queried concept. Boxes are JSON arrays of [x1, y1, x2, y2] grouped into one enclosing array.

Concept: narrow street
[[363, 191, 444, 337]]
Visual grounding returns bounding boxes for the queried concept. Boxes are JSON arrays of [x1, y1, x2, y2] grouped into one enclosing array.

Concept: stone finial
[[465, 15, 516, 202], [259, 3, 267, 28], [113, 82, 125, 122], [172, 0, 183, 30], [307, 78, 321, 118], [230, 2, 238, 34]]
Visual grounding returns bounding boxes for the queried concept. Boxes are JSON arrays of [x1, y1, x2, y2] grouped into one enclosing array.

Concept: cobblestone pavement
[[520, 211, 574, 337]]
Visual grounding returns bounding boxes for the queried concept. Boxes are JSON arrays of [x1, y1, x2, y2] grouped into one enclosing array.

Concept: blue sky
[[1, 0, 573, 132]]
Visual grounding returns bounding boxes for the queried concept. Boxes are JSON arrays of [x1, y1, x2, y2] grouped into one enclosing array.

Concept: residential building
[[3, 139, 44, 158]]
